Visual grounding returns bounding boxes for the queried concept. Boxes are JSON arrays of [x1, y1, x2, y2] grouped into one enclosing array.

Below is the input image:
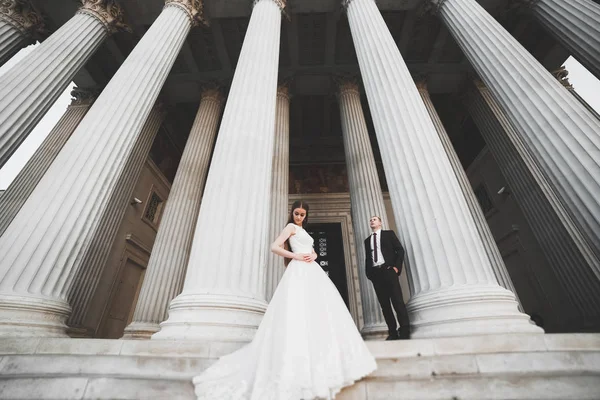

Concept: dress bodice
[[288, 224, 314, 254]]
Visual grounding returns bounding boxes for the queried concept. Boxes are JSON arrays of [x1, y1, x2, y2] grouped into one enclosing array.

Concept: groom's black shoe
[[398, 326, 411, 340], [385, 331, 400, 341]]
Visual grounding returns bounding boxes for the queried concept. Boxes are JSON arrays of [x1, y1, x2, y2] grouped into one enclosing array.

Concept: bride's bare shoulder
[[285, 223, 297, 235]]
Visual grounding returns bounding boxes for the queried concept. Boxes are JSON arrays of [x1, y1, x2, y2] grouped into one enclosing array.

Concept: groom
[[364, 216, 410, 340]]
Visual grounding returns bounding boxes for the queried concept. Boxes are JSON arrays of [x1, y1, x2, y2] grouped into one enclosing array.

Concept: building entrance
[[307, 223, 349, 308]]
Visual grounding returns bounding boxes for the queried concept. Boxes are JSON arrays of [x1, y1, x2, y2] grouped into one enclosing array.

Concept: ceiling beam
[[210, 19, 232, 73], [288, 14, 300, 68], [398, 9, 417, 56], [428, 28, 450, 64], [324, 9, 341, 66], [104, 38, 126, 65], [167, 63, 471, 85], [179, 42, 201, 74]]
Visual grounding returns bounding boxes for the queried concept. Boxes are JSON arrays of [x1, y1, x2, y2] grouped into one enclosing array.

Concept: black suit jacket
[[364, 230, 405, 280]]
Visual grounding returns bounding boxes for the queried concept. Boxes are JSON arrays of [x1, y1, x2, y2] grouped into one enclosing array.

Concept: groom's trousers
[[370, 267, 410, 334]]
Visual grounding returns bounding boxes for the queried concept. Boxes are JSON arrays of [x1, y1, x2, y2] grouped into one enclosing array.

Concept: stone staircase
[[0, 334, 599, 399]]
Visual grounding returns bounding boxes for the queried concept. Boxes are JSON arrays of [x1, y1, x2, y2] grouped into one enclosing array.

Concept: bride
[[193, 200, 377, 399]]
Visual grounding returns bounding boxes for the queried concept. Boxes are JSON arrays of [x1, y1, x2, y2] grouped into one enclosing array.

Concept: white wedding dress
[[193, 223, 377, 400]]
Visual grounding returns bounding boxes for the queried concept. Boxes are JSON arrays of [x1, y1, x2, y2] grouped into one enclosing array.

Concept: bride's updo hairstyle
[[284, 200, 310, 266]]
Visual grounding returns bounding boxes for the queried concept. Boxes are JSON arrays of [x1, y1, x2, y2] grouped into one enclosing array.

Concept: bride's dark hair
[[283, 200, 310, 266]]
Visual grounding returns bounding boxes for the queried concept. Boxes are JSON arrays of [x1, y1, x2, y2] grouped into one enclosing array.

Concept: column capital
[[341, 0, 369, 10], [334, 75, 362, 96], [413, 74, 429, 92], [78, 0, 130, 34], [276, 84, 290, 100], [0, 0, 45, 37], [552, 66, 573, 89], [165, 0, 206, 26], [424, 0, 450, 15], [512, 0, 541, 8], [200, 86, 224, 103], [336, 79, 360, 96], [253, 0, 286, 12], [69, 87, 100, 107]]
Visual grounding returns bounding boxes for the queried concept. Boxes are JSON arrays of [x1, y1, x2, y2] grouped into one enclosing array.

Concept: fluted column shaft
[[416, 82, 521, 308], [523, 0, 600, 80], [0, 0, 44, 67], [553, 67, 600, 121], [465, 81, 600, 327], [434, 0, 600, 265], [123, 89, 224, 339], [337, 80, 388, 338], [67, 104, 165, 336], [0, 2, 198, 337], [154, 0, 283, 341], [265, 85, 290, 302], [0, 0, 126, 168], [0, 88, 97, 237], [345, 0, 540, 337]]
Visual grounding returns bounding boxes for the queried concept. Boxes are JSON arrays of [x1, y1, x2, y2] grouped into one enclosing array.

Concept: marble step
[[0, 334, 598, 399]]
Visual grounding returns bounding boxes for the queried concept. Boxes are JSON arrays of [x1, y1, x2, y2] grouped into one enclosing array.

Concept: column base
[[122, 322, 160, 340], [152, 292, 268, 341], [407, 284, 543, 339], [0, 294, 71, 337], [361, 323, 390, 340], [66, 325, 94, 338]]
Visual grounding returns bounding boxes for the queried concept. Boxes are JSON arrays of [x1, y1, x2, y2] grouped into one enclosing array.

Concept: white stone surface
[[417, 82, 520, 306], [0, 334, 598, 400], [436, 0, 600, 265], [0, 0, 43, 67], [466, 81, 600, 322], [0, 88, 95, 236], [0, 4, 196, 337], [0, 19, 29, 67], [345, 0, 539, 338], [337, 80, 388, 338], [154, 0, 283, 341], [66, 103, 165, 335], [525, 0, 600, 80], [124, 88, 224, 339], [0, 1, 122, 168], [265, 84, 290, 302]]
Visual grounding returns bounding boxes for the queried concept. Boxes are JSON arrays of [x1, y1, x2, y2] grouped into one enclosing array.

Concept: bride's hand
[[308, 253, 317, 262], [294, 253, 312, 262]]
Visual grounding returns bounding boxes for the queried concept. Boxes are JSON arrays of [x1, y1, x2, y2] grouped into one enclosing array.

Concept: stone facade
[[0, 0, 599, 398]]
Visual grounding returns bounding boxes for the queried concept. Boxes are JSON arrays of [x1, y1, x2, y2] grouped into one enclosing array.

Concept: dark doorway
[[307, 223, 349, 307]]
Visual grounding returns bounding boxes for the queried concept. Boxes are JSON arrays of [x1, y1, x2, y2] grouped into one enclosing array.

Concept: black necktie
[[373, 233, 378, 263]]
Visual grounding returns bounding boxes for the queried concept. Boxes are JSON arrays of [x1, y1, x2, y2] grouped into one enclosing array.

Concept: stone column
[[416, 80, 522, 308], [0, 0, 203, 337], [553, 66, 600, 121], [519, 0, 600, 80], [67, 103, 166, 337], [265, 84, 290, 302], [465, 80, 600, 327], [344, 0, 540, 337], [0, 88, 97, 237], [337, 79, 388, 338], [0, 0, 44, 67], [432, 0, 600, 266], [153, 0, 284, 341], [123, 88, 224, 339], [0, 0, 128, 169]]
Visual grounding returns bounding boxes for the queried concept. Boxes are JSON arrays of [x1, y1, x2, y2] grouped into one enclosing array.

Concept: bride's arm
[[309, 248, 318, 262], [271, 224, 301, 260]]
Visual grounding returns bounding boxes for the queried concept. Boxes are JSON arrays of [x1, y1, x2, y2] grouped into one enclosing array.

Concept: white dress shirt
[[370, 229, 385, 266]]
